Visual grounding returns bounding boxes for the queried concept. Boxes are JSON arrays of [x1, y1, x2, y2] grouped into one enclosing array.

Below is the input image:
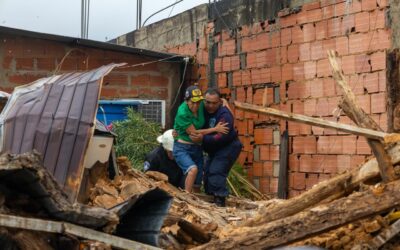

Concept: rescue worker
[[190, 88, 242, 207], [144, 129, 183, 188]]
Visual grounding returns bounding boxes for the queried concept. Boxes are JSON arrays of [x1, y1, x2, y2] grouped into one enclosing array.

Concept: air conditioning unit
[[97, 99, 166, 128]]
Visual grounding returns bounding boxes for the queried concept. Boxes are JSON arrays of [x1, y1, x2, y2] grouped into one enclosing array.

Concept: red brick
[[297, 10, 309, 25], [370, 9, 386, 30], [315, 20, 328, 41], [236, 120, 248, 135], [304, 98, 317, 116], [291, 172, 306, 190], [348, 75, 366, 95], [288, 121, 300, 136], [293, 62, 305, 80], [355, 11, 370, 33], [371, 92, 386, 113], [265, 48, 279, 66], [119, 88, 139, 98], [328, 17, 342, 37], [219, 39, 236, 56], [303, 23, 316, 42], [362, 0, 377, 11], [292, 26, 304, 44], [287, 81, 310, 99], [280, 14, 297, 28], [315, 98, 330, 116], [337, 155, 351, 173], [287, 44, 300, 63], [299, 42, 311, 62], [101, 87, 118, 97], [370, 51, 386, 71], [357, 54, 372, 73], [341, 14, 355, 35], [36, 58, 56, 71], [310, 78, 324, 98], [323, 38, 336, 52], [379, 70, 386, 92], [15, 58, 33, 70], [271, 66, 282, 83], [323, 77, 336, 97], [342, 135, 357, 154], [236, 87, 246, 102], [246, 87, 253, 103], [322, 5, 335, 19], [357, 137, 372, 155], [317, 59, 332, 78], [314, 155, 338, 174], [248, 119, 254, 135], [335, 36, 348, 56], [357, 94, 371, 114], [293, 136, 317, 154], [240, 70, 250, 85], [282, 64, 294, 82], [231, 55, 240, 71], [260, 177, 270, 193], [289, 155, 300, 172], [281, 28, 292, 46], [253, 161, 263, 177], [303, 1, 321, 10], [254, 128, 273, 144], [304, 61, 317, 79], [306, 173, 319, 190], [364, 72, 379, 93], [310, 40, 324, 61], [299, 155, 315, 172], [380, 113, 388, 131], [214, 57, 222, 72], [377, 0, 389, 7], [281, 46, 288, 64], [341, 55, 355, 75], [270, 146, 280, 161], [260, 145, 270, 161], [307, 8, 323, 23], [233, 71, 242, 86], [104, 73, 129, 86], [317, 136, 342, 154], [349, 33, 370, 54]]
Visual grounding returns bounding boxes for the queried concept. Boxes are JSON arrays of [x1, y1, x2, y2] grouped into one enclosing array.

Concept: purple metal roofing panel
[[0, 63, 124, 202]]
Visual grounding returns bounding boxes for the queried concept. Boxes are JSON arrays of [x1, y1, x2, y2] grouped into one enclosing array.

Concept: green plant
[[227, 163, 267, 200], [112, 108, 161, 170]]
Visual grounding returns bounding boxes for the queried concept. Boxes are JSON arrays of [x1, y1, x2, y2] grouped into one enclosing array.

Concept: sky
[[0, 0, 210, 41]]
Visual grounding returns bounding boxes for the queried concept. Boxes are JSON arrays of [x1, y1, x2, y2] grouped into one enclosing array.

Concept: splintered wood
[[88, 156, 268, 249]]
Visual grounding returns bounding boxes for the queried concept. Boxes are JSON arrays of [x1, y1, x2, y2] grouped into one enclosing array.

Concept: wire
[[119, 55, 181, 69], [168, 0, 179, 18], [53, 48, 89, 75]]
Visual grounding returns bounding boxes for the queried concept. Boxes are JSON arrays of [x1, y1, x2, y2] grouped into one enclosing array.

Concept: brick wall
[[0, 34, 181, 127], [118, 0, 392, 197]]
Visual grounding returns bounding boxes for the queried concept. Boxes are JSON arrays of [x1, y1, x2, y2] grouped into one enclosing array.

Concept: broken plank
[[234, 101, 388, 140], [0, 213, 160, 250], [328, 50, 397, 182], [194, 178, 400, 250]]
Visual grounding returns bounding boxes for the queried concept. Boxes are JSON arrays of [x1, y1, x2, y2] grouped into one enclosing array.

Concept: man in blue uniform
[[191, 88, 243, 206]]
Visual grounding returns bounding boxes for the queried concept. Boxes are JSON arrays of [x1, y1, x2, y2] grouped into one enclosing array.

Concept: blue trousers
[[204, 139, 242, 197]]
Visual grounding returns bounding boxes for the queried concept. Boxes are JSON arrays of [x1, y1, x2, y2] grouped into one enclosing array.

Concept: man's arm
[[202, 110, 236, 145]]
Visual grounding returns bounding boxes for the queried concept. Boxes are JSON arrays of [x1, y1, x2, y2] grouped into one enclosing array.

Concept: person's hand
[[214, 122, 229, 134], [172, 129, 178, 138], [221, 98, 229, 107], [190, 132, 203, 143]]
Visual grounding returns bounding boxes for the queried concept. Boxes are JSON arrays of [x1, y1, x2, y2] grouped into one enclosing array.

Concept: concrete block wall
[[118, 0, 393, 197], [0, 34, 181, 127]]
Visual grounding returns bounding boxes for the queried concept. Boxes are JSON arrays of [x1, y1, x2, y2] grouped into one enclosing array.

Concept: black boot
[[214, 195, 225, 207]]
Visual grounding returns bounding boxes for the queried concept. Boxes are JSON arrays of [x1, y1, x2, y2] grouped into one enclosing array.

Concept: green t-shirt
[[174, 101, 205, 143]]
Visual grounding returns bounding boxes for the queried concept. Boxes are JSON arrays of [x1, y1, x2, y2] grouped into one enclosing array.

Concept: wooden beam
[[328, 50, 397, 182], [0, 214, 160, 250], [234, 101, 389, 140], [194, 178, 400, 249]]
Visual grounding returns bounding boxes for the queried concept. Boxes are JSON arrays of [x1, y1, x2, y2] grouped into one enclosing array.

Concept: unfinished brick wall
[[0, 34, 181, 126], [213, 0, 390, 197]]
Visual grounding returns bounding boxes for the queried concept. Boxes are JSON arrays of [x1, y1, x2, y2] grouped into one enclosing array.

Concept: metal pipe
[[86, 0, 90, 38], [142, 0, 184, 27]]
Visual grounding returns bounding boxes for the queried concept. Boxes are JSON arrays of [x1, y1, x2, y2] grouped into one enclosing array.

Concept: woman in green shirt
[[173, 86, 228, 192]]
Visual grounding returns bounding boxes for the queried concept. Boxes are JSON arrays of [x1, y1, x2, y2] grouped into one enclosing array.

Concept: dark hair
[[205, 88, 221, 98]]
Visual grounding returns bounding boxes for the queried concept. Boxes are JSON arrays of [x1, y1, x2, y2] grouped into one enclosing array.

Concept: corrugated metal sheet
[[0, 63, 124, 202]]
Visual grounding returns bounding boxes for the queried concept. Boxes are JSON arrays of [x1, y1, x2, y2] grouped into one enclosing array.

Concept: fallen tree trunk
[[194, 178, 400, 249], [328, 50, 396, 182]]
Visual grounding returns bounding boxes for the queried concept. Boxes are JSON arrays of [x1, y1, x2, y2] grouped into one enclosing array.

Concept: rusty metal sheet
[[0, 63, 124, 202]]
